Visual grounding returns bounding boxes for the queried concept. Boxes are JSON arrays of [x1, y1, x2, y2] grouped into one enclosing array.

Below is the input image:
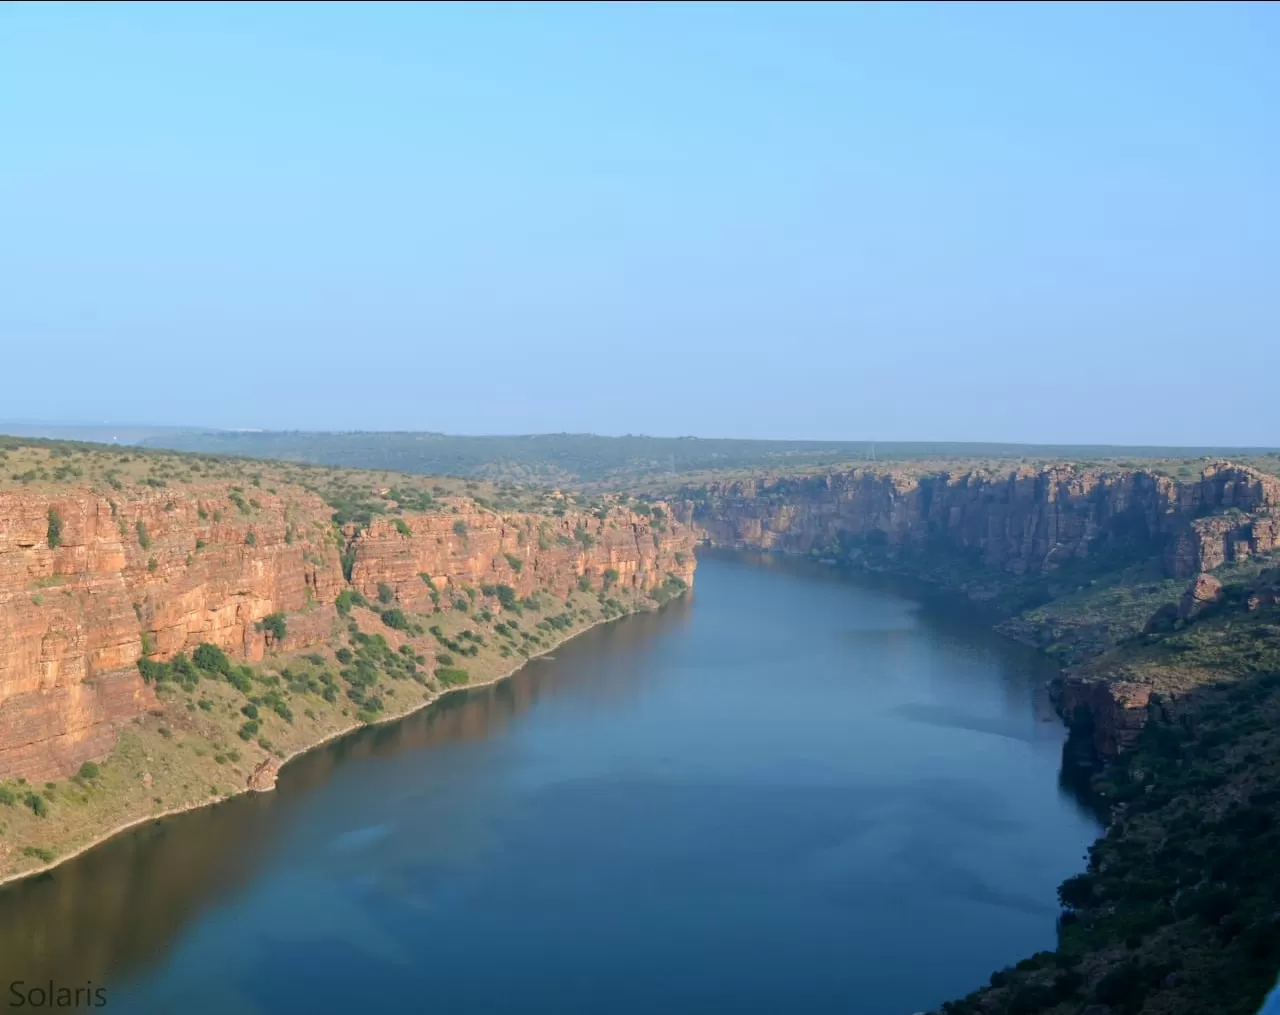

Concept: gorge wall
[[0, 485, 696, 781], [681, 460, 1280, 754], [680, 460, 1280, 580]]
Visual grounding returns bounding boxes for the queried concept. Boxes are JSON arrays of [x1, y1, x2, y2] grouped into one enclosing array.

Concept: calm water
[[0, 551, 1098, 1015]]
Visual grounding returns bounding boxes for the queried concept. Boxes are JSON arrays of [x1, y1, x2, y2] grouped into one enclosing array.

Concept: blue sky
[[1, 2, 1276, 443]]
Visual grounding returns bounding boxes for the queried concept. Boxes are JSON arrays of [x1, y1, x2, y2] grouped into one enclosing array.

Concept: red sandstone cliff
[[348, 505, 695, 607], [682, 460, 1279, 756], [0, 486, 695, 781], [681, 460, 1279, 580]]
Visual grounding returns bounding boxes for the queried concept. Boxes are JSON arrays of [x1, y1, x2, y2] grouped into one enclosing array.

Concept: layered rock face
[[347, 507, 696, 608], [683, 460, 1280, 580], [686, 461, 1279, 757], [0, 486, 695, 781]]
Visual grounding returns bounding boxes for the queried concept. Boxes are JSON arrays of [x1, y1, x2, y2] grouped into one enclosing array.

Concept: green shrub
[[24, 792, 47, 817], [436, 667, 470, 687], [244, 530, 257, 547], [256, 612, 287, 642], [377, 582, 395, 605], [137, 656, 169, 683], [504, 553, 524, 573], [393, 518, 412, 537], [435, 652, 455, 666], [0, 787, 15, 806], [381, 608, 410, 631], [238, 720, 260, 740], [193, 642, 231, 675], [495, 584, 519, 610], [578, 575, 592, 592], [241, 703, 259, 720], [22, 846, 54, 863], [136, 520, 151, 549], [453, 520, 468, 538], [77, 761, 100, 781], [335, 589, 369, 615], [46, 508, 63, 549]]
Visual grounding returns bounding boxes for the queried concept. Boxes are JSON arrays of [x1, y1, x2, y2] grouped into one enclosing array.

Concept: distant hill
[[0, 422, 193, 446], [121, 430, 1280, 486]]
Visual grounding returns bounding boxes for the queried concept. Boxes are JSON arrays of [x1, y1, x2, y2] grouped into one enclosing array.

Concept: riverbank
[[698, 544, 1280, 1015], [0, 586, 686, 888], [0, 548, 1096, 1014]]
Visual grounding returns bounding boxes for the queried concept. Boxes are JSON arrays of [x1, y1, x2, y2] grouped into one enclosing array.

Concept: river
[[0, 550, 1099, 1014]]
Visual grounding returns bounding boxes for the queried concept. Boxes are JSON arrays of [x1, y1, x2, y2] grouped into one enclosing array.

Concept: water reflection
[[0, 552, 1098, 1015], [0, 598, 693, 988]]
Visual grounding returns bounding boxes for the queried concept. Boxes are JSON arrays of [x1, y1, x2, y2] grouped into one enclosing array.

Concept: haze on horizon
[[1, 3, 1276, 446]]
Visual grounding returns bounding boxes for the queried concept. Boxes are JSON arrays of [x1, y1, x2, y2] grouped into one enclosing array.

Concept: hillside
[[0, 437, 696, 880]]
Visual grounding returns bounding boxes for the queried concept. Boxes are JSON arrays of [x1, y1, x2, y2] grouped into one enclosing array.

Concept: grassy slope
[[0, 437, 680, 880], [0, 584, 659, 881]]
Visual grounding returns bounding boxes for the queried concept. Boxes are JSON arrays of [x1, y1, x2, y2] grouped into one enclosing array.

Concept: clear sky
[[1, 2, 1276, 444]]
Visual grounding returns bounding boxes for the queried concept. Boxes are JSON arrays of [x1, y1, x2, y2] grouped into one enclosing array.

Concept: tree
[[46, 508, 63, 549]]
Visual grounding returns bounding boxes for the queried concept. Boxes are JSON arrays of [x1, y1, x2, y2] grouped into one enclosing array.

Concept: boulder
[[246, 757, 280, 792], [1177, 573, 1223, 621]]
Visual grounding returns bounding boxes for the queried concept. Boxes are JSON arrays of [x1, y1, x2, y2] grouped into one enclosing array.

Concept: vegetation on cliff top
[[0, 435, 615, 518], [5, 428, 1277, 487]]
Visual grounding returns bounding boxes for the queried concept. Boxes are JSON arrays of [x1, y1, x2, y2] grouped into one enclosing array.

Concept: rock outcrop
[[1054, 675, 1155, 756], [1177, 572, 1224, 620], [0, 485, 695, 781], [246, 757, 280, 792]]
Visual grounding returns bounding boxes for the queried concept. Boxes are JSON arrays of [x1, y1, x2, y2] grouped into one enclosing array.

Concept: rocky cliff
[[681, 460, 1279, 581], [682, 460, 1279, 756], [0, 484, 695, 781]]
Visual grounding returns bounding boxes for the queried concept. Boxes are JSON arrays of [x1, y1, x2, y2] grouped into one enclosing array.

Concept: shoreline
[[0, 599, 667, 891]]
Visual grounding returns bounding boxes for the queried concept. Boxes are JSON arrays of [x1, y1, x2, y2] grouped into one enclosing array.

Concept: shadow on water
[[0, 598, 694, 987]]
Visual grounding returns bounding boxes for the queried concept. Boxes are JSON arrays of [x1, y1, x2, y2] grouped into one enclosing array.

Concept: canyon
[[0, 480, 696, 783], [680, 460, 1280, 580], [5, 455, 1276, 786], [675, 460, 1280, 758]]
